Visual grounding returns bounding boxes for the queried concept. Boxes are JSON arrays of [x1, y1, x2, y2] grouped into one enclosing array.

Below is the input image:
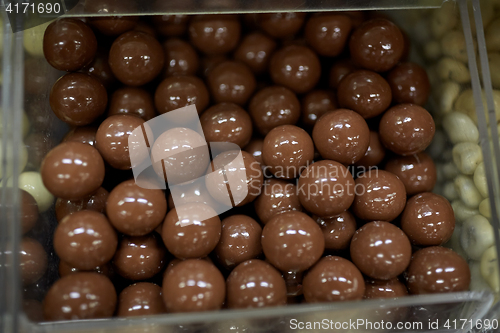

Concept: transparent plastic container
[[2, 0, 500, 332]]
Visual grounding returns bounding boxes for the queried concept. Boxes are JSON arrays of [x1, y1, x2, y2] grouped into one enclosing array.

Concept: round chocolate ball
[[257, 12, 306, 38], [337, 70, 392, 119], [215, 215, 262, 269], [189, 15, 240, 55], [162, 202, 221, 259], [312, 109, 370, 165], [200, 103, 253, 148], [41, 142, 105, 200], [227, 259, 287, 309], [379, 104, 435, 156], [106, 179, 167, 236], [262, 211, 324, 272], [162, 38, 199, 77], [385, 152, 437, 195], [269, 45, 321, 94], [207, 61, 256, 106], [109, 31, 164, 86], [20, 238, 47, 285], [113, 233, 166, 280], [55, 187, 109, 222], [254, 178, 302, 224], [249, 86, 301, 135], [117, 282, 166, 317], [234, 32, 277, 75], [21, 190, 38, 234], [162, 259, 225, 312], [350, 221, 411, 280], [303, 256, 365, 303], [95, 115, 145, 170], [43, 18, 97, 71], [349, 18, 404, 72], [401, 192, 455, 246], [49, 73, 107, 126], [315, 211, 357, 251], [244, 139, 264, 165], [262, 125, 314, 179], [305, 13, 352, 57], [152, 14, 188, 36], [364, 278, 408, 299], [297, 160, 355, 217], [108, 87, 156, 121], [301, 90, 338, 129], [352, 169, 406, 221], [89, 14, 138, 37], [155, 75, 209, 114], [54, 211, 118, 270], [58, 261, 113, 278], [387, 62, 430, 106], [43, 272, 116, 320], [406, 246, 470, 294], [355, 131, 386, 168], [329, 59, 357, 89], [62, 126, 98, 146], [84, 48, 117, 90]]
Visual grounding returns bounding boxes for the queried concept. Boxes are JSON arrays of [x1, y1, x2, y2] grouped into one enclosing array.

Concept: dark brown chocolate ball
[[55, 187, 109, 222], [109, 31, 164, 86], [350, 221, 411, 280], [89, 16, 139, 36], [227, 259, 287, 309], [355, 131, 386, 168], [41, 142, 105, 200], [43, 18, 97, 71], [117, 282, 166, 317], [189, 15, 241, 55], [315, 211, 357, 251], [49, 73, 107, 126], [337, 70, 392, 119], [43, 272, 116, 320], [20, 238, 47, 285], [84, 48, 117, 89], [58, 261, 113, 278], [312, 109, 370, 165], [303, 256, 365, 303], [162, 38, 199, 77], [301, 90, 337, 129], [387, 62, 430, 106], [305, 13, 352, 57], [257, 12, 306, 38], [401, 192, 455, 246], [162, 259, 225, 312], [113, 233, 166, 280], [297, 160, 355, 217], [406, 247, 470, 294], [249, 86, 301, 135], [108, 87, 156, 121], [269, 45, 321, 94], [234, 32, 277, 75], [254, 178, 303, 224], [329, 59, 357, 89], [262, 211, 324, 272], [84, 0, 138, 35], [379, 104, 435, 156], [20, 190, 38, 234], [62, 126, 98, 146], [364, 278, 408, 299], [54, 211, 117, 270], [349, 18, 404, 72], [152, 15, 189, 36], [244, 139, 264, 165], [352, 170, 406, 221], [385, 152, 437, 195], [207, 61, 256, 106], [155, 75, 209, 114]]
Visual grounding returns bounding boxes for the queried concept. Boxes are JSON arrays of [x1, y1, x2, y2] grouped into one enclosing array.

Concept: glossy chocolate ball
[[162, 38, 199, 77], [254, 178, 303, 224], [189, 15, 241, 55], [257, 12, 306, 38], [117, 283, 166, 317], [406, 247, 470, 294], [349, 18, 404, 72], [227, 259, 287, 309], [200, 103, 253, 148], [55, 187, 109, 222], [43, 18, 97, 71], [162, 259, 225, 312], [337, 70, 392, 119], [350, 221, 411, 280], [43, 272, 116, 320], [379, 104, 435, 156], [297, 160, 355, 217], [387, 62, 430, 106], [49, 73, 107, 126], [352, 170, 406, 221], [113, 233, 166, 280], [155, 75, 209, 114], [109, 31, 164, 86], [355, 131, 386, 168], [41, 142, 105, 200], [364, 278, 408, 299], [249, 86, 301, 135], [301, 90, 337, 129], [244, 139, 264, 165], [303, 256, 365, 303], [270, 45, 321, 94], [305, 13, 352, 57], [401, 192, 455, 246], [58, 261, 113, 278], [21, 190, 38, 234], [234, 32, 277, 75], [152, 15, 189, 36], [89, 15, 138, 36], [83, 0, 138, 35], [262, 211, 324, 272], [62, 126, 98, 146], [108, 87, 156, 121], [385, 152, 437, 195], [312, 109, 370, 165], [207, 61, 256, 106], [329, 59, 357, 89], [84, 48, 117, 89], [315, 211, 357, 251], [20, 238, 47, 285], [54, 211, 118, 270]]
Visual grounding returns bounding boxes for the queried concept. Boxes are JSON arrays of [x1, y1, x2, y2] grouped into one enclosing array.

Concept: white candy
[[442, 112, 479, 144], [455, 175, 483, 208], [427, 130, 446, 160], [437, 57, 471, 84], [442, 161, 460, 180], [486, 18, 500, 52], [469, 260, 492, 292], [452, 142, 482, 175], [473, 162, 488, 198], [0, 110, 30, 139], [455, 88, 500, 124], [23, 21, 52, 56], [431, 2, 459, 39], [451, 199, 479, 224], [6, 171, 54, 212], [0, 140, 28, 180], [480, 246, 499, 293], [460, 214, 494, 260], [479, 198, 491, 219], [441, 30, 468, 63], [435, 81, 461, 115], [424, 40, 442, 61], [487, 52, 500, 90], [443, 181, 459, 201]]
